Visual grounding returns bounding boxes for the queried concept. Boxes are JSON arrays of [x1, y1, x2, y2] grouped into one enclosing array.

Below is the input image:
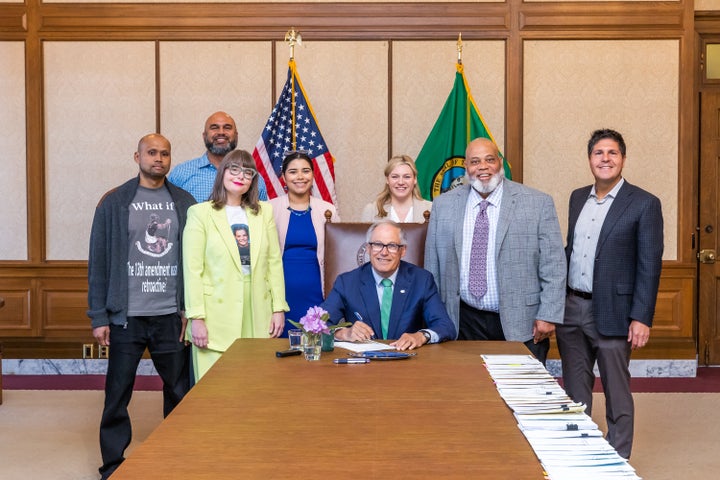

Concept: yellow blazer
[[183, 201, 289, 352]]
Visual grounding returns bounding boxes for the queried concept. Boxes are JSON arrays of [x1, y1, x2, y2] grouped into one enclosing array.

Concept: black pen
[[333, 358, 370, 364]]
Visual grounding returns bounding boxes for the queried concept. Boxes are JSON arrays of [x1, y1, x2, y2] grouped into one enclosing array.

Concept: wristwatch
[[420, 330, 431, 344]]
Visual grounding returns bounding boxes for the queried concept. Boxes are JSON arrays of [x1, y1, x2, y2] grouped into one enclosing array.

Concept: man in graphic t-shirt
[[87, 133, 196, 480]]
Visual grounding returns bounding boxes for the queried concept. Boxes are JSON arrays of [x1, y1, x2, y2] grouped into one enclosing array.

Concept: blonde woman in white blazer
[[269, 151, 339, 337], [361, 155, 432, 223]]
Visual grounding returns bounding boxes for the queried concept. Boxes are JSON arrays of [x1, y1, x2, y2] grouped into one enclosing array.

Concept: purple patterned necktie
[[469, 201, 489, 298]]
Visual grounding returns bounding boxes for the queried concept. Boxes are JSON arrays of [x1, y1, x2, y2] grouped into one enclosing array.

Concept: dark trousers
[[555, 294, 634, 459], [99, 313, 189, 479], [459, 301, 550, 365]]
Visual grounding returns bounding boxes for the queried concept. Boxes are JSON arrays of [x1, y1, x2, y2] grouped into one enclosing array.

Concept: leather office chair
[[322, 210, 429, 296]]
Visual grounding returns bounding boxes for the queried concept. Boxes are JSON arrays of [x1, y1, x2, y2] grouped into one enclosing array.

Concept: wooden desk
[[113, 340, 544, 479]]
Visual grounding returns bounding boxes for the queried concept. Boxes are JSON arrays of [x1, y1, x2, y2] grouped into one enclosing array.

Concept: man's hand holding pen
[[334, 311, 376, 342], [334, 320, 375, 342]]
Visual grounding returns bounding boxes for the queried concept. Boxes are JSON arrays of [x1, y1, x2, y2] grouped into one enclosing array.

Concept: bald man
[[169, 111, 268, 201], [88, 134, 196, 479], [424, 137, 566, 364]]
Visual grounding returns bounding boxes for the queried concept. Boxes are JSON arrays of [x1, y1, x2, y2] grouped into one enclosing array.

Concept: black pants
[[459, 301, 550, 365], [99, 313, 189, 479]]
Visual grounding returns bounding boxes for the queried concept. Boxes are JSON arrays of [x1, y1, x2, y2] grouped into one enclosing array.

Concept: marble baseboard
[[1, 359, 158, 376], [2, 358, 697, 378], [545, 359, 697, 378]]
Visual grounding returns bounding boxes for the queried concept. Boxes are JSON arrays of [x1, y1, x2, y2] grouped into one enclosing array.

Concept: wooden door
[[699, 91, 720, 365]]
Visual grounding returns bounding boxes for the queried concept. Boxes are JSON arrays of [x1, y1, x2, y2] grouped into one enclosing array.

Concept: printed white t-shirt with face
[[226, 205, 251, 275]]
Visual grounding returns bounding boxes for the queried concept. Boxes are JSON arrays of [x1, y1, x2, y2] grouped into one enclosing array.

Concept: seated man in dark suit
[[322, 220, 455, 350]]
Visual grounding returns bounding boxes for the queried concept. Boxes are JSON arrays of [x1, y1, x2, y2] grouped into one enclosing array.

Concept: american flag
[[253, 59, 337, 204]]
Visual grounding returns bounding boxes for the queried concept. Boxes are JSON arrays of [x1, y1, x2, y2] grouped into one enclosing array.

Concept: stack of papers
[[334, 340, 395, 353], [481, 354, 641, 480]]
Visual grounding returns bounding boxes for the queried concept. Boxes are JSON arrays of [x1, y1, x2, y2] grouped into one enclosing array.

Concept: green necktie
[[380, 278, 393, 340]]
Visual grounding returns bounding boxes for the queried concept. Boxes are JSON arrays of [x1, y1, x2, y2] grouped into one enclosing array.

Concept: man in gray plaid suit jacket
[[424, 137, 566, 364]]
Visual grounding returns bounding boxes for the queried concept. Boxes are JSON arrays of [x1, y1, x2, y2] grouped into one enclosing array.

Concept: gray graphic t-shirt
[[127, 185, 179, 316]]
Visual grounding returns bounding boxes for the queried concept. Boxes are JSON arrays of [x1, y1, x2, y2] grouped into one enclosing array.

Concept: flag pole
[[284, 27, 301, 60], [285, 27, 302, 150], [456, 33, 463, 65]]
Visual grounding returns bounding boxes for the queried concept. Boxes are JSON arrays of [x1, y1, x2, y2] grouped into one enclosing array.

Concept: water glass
[[288, 329, 303, 350]]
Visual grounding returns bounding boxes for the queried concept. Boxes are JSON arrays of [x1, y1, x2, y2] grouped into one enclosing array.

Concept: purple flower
[[299, 306, 330, 335]]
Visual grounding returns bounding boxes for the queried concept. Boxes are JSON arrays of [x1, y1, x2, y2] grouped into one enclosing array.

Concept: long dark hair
[[209, 150, 260, 215]]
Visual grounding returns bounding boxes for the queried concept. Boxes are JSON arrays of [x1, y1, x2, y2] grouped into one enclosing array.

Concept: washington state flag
[[415, 63, 511, 200]]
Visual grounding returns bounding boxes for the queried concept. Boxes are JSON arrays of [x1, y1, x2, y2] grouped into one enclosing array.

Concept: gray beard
[[205, 139, 237, 156], [470, 172, 504, 195]]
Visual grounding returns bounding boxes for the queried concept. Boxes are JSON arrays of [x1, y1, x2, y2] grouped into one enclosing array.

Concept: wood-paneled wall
[[0, 1, 698, 359]]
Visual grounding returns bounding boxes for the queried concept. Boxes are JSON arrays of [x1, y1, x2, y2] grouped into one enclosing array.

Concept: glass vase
[[302, 332, 322, 361]]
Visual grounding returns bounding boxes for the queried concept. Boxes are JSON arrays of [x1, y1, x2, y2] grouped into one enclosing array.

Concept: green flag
[[416, 63, 510, 200]]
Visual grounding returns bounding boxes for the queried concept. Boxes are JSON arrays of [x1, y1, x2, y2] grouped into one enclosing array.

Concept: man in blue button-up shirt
[[169, 111, 268, 202]]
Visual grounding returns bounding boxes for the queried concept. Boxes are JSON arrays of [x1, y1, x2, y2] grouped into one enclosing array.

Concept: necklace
[[288, 206, 311, 217]]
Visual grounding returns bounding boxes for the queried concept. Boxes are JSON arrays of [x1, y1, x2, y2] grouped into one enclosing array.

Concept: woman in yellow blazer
[[183, 150, 289, 381], [361, 155, 432, 223]]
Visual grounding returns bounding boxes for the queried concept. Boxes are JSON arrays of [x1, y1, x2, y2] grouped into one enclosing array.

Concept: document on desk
[[481, 353, 641, 479], [334, 341, 395, 353]]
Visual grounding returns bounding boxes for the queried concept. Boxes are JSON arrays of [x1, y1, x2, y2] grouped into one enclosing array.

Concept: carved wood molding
[[696, 11, 720, 35], [36, 3, 511, 40], [519, 2, 685, 35], [0, 5, 25, 34], [0, 2, 689, 40]]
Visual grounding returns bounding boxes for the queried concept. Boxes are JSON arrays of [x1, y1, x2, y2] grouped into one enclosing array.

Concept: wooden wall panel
[[654, 277, 694, 337], [40, 279, 90, 335], [0, 0, 699, 359], [0, 281, 32, 335]]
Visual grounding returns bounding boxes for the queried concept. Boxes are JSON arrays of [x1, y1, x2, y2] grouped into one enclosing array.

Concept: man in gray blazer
[[556, 129, 663, 459], [424, 137, 566, 364]]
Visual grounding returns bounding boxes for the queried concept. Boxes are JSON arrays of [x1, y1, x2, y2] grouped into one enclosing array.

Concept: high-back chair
[[322, 210, 430, 296]]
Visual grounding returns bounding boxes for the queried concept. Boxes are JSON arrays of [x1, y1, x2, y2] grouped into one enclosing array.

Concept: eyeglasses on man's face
[[227, 164, 257, 180], [368, 241, 405, 254]]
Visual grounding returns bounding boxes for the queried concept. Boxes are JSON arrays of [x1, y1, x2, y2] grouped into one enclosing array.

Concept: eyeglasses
[[368, 242, 405, 254], [227, 164, 257, 180]]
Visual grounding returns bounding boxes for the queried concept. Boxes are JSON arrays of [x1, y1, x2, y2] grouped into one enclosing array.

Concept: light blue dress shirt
[[168, 152, 268, 202], [568, 178, 625, 293]]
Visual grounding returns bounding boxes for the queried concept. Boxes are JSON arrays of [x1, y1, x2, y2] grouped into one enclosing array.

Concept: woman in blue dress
[[269, 151, 339, 336]]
